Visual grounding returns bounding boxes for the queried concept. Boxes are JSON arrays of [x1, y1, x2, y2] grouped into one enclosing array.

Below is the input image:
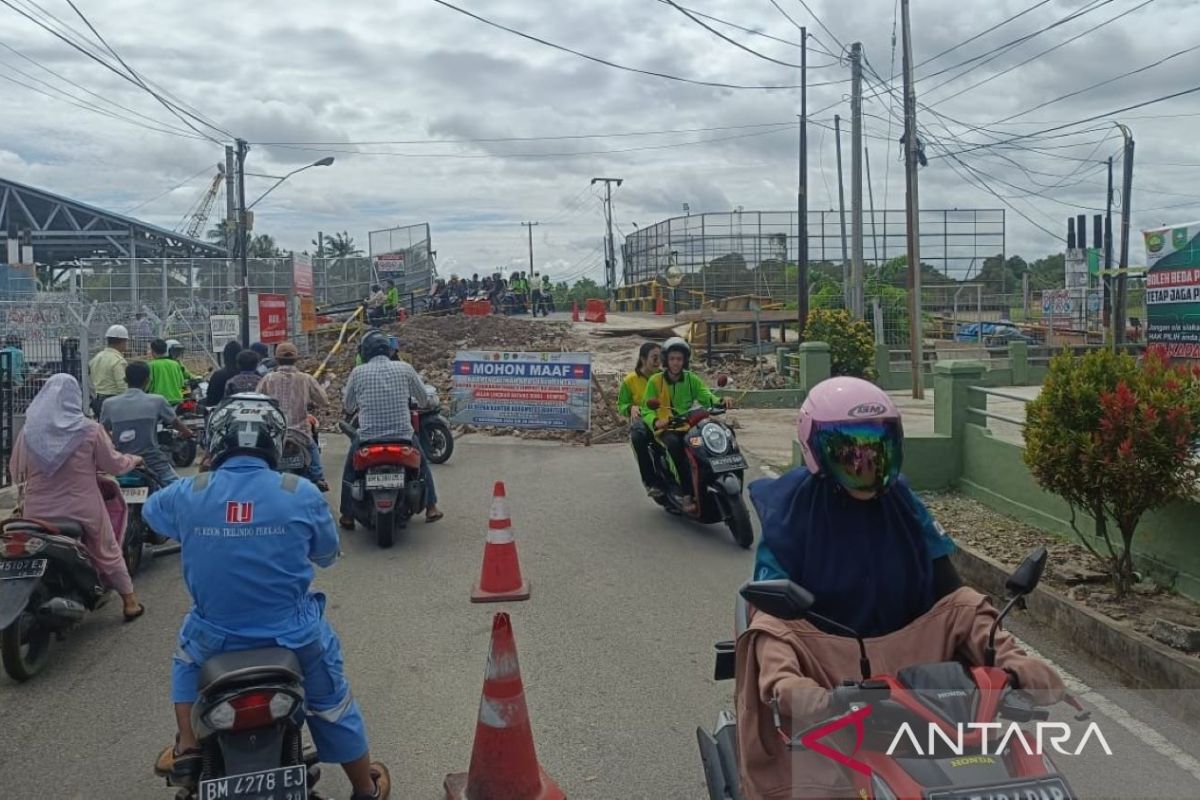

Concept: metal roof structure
[[0, 176, 225, 263]]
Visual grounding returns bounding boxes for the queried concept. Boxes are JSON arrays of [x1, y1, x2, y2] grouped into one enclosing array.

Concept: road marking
[[1014, 636, 1200, 784]]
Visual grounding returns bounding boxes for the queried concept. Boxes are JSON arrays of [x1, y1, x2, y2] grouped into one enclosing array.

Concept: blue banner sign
[[450, 351, 592, 431]]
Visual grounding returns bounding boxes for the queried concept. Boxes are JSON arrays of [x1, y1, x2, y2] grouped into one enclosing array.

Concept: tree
[[803, 308, 875, 379], [248, 234, 283, 258], [1027, 253, 1065, 292], [976, 253, 1028, 294], [1023, 347, 1200, 595], [315, 231, 362, 258]]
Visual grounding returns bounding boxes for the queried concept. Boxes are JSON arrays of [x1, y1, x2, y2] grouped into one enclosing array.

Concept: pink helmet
[[797, 376, 904, 492]]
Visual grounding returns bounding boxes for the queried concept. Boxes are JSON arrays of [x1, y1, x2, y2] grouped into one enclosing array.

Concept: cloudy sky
[[0, 0, 1196, 283]]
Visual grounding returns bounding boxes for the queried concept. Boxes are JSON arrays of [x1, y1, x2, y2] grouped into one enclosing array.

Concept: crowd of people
[[366, 271, 556, 319]]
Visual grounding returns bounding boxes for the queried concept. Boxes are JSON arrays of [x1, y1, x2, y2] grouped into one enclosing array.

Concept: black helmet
[[359, 329, 392, 362], [206, 393, 287, 469]]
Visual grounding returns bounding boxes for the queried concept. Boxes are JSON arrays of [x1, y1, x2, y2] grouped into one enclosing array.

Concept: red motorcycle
[[699, 548, 1087, 800], [338, 420, 426, 548]]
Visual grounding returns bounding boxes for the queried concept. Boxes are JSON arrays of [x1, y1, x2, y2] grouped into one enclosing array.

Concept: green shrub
[[1024, 346, 1200, 594], [803, 308, 875, 379]]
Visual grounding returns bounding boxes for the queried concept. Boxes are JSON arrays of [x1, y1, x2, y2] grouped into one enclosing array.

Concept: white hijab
[[23, 373, 91, 476]]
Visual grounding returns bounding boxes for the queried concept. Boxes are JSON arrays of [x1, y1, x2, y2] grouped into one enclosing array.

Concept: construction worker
[[89, 324, 130, 417]]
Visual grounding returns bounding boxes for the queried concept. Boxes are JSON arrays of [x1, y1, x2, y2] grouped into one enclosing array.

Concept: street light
[[237, 145, 334, 346]]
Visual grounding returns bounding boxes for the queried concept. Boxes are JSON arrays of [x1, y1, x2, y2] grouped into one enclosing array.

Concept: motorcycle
[[414, 384, 453, 465], [278, 416, 323, 482], [115, 467, 180, 575], [161, 648, 324, 800], [338, 420, 426, 548], [0, 476, 128, 681], [643, 400, 754, 548], [697, 547, 1085, 800]]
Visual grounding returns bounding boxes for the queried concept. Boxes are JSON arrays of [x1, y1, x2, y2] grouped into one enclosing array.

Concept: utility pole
[[834, 114, 849, 308], [521, 221, 539, 273], [900, 0, 924, 399], [849, 42, 865, 319], [797, 27, 809, 337], [865, 146, 880, 266], [592, 177, 623, 294], [235, 138, 251, 347], [1114, 124, 1135, 347], [224, 145, 236, 293], [1104, 156, 1114, 335]]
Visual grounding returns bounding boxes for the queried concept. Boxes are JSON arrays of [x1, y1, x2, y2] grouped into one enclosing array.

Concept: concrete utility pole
[[865, 146, 880, 266], [1104, 156, 1114, 333], [521, 221, 539, 273], [225, 145, 236, 293], [1114, 124, 1135, 347], [849, 42, 865, 320], [834, 114, 849, 308], [900, 0, 924, 399], [592, 177, 623, 294], [236, 138, 250, 347], [797, 26, 809, 336]]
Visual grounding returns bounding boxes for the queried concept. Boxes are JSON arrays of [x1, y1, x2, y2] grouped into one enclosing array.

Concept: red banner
[[257, 293, 289, 343]]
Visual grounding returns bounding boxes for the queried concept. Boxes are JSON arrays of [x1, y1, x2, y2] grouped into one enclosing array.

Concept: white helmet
[[166, 339, 183, 352], [105, 324, 129, 340], [662, 336, 691, 368]]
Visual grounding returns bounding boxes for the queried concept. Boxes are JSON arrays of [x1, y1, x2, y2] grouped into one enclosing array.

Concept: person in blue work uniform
[[145, 394, 391, 799], [748, 376, 961, 638]]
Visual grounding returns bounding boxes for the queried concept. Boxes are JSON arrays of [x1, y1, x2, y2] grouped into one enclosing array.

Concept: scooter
[[0, 475, 127, 681], [338, 420, 426, 548], [644, 400, 754, 548], [115, 467, 178, 575], [414, 384, 454, 465], [159, 648, 324, 800], [697, 547, 1084, 800]]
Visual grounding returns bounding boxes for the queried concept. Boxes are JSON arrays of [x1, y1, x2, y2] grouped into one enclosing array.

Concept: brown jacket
[[734, 587, 1065, 800]]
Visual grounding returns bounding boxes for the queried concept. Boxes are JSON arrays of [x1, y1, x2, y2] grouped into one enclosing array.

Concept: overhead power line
[[661, 0, 804, 68], [427, 0, 838, 90], [123, 165, 216, 214]]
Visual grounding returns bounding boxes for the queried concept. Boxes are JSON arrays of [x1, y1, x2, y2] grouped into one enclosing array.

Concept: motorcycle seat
[[198, 647, 304, 696], [3, 518, 87, 538]]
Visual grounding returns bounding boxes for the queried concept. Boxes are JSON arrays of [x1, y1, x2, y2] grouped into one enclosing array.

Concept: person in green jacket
[[385, 280, 399, 314], [146, 338, 188, 405], [641, 337, 732, 513], [617, 342, 661, 496]]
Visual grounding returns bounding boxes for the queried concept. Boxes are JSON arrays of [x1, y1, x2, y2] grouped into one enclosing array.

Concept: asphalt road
[[1, 435, 1199, 799]]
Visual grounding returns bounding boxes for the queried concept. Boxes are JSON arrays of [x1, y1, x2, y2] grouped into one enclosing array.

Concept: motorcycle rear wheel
[[172, 439, 198, 468], [725, 495, 755, 549], [375, 510, 395, 549], [424, 422, 454, 464], [1, 611, 53, 681], [123, 513, 146, 576]]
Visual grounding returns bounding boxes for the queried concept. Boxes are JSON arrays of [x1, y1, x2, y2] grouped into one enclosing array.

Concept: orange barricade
[[464, 300, 493, 317], [583, 299, 607, 323]]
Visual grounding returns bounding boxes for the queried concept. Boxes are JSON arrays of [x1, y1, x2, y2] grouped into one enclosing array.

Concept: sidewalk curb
[[952, 544, 1200, 719]]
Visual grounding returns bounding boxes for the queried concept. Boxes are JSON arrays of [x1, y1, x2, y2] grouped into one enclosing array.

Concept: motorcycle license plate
[[365, 472, 404, 489], [709, 454, 748, 473], [121, 486, 149, 503], [198, 765, 307, 800], [0, 558, 47, 581], [926, 777, 1070, 800]]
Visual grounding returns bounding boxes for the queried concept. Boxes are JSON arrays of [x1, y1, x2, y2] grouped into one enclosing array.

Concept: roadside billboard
[[450, 351, 591, 431], [1144, 221, 1200, 358]]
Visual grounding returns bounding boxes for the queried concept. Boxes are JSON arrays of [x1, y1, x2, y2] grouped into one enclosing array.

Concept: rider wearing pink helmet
[[749, 376, 960, 638]]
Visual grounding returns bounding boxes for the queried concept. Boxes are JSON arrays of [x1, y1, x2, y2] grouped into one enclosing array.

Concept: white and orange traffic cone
[[444, 613, 564, 800], [471, 481, 530, 603]]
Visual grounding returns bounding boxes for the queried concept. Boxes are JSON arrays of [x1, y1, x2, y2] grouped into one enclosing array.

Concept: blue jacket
[[144, 455, 339, 646]]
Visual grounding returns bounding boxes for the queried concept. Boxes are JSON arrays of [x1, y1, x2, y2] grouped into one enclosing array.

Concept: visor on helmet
[[810, 418, 903, 493]]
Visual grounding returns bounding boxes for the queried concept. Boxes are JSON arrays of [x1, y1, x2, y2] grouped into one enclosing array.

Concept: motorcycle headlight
[[701, 423, 730, 455]]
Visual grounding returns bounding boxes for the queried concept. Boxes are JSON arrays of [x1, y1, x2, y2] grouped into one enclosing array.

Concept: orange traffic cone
[[571, 300, 580, 322], [654, 291, 664, 316], [471, 482, 530, 602], [444, 613, 564, 800]]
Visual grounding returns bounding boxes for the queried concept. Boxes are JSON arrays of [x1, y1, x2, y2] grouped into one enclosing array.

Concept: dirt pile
[[305, 315, 624, 443]]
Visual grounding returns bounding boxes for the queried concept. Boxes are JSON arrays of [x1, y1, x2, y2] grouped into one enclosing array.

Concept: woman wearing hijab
[[735, 377, 1063, 799], [9, 374, 146, 621], [204, 340, 243, 407]]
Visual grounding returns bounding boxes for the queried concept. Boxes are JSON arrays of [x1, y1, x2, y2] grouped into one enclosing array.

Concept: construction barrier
[[472, 481, 530, 602], [464, 299, 493, 317], [444, 613, 564, 800], [571, 301, 580, 322], [583, 299, 607, 323]]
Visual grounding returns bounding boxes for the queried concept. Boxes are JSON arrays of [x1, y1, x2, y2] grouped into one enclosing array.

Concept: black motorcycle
[[0, 512, 111, 681], [415, 384, 454, 465], [339, 421, 427, 548], [644, 401, 754, 548], [115, 467, 174, 575], [161, 648, 324, 799]]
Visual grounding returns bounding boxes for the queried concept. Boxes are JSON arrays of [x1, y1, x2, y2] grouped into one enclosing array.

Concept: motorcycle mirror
[[1005, 546, 1048, 598], [646, 398, 661, 410], [739, 579, 814, 621]]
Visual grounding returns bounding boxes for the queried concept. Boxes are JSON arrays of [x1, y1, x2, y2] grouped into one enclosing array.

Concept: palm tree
[[206, 223, 282, 258], [315, 231, 363, 258]]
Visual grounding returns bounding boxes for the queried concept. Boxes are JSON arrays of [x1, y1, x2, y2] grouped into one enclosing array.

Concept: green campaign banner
[[1144, 221, 1200, 358]]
